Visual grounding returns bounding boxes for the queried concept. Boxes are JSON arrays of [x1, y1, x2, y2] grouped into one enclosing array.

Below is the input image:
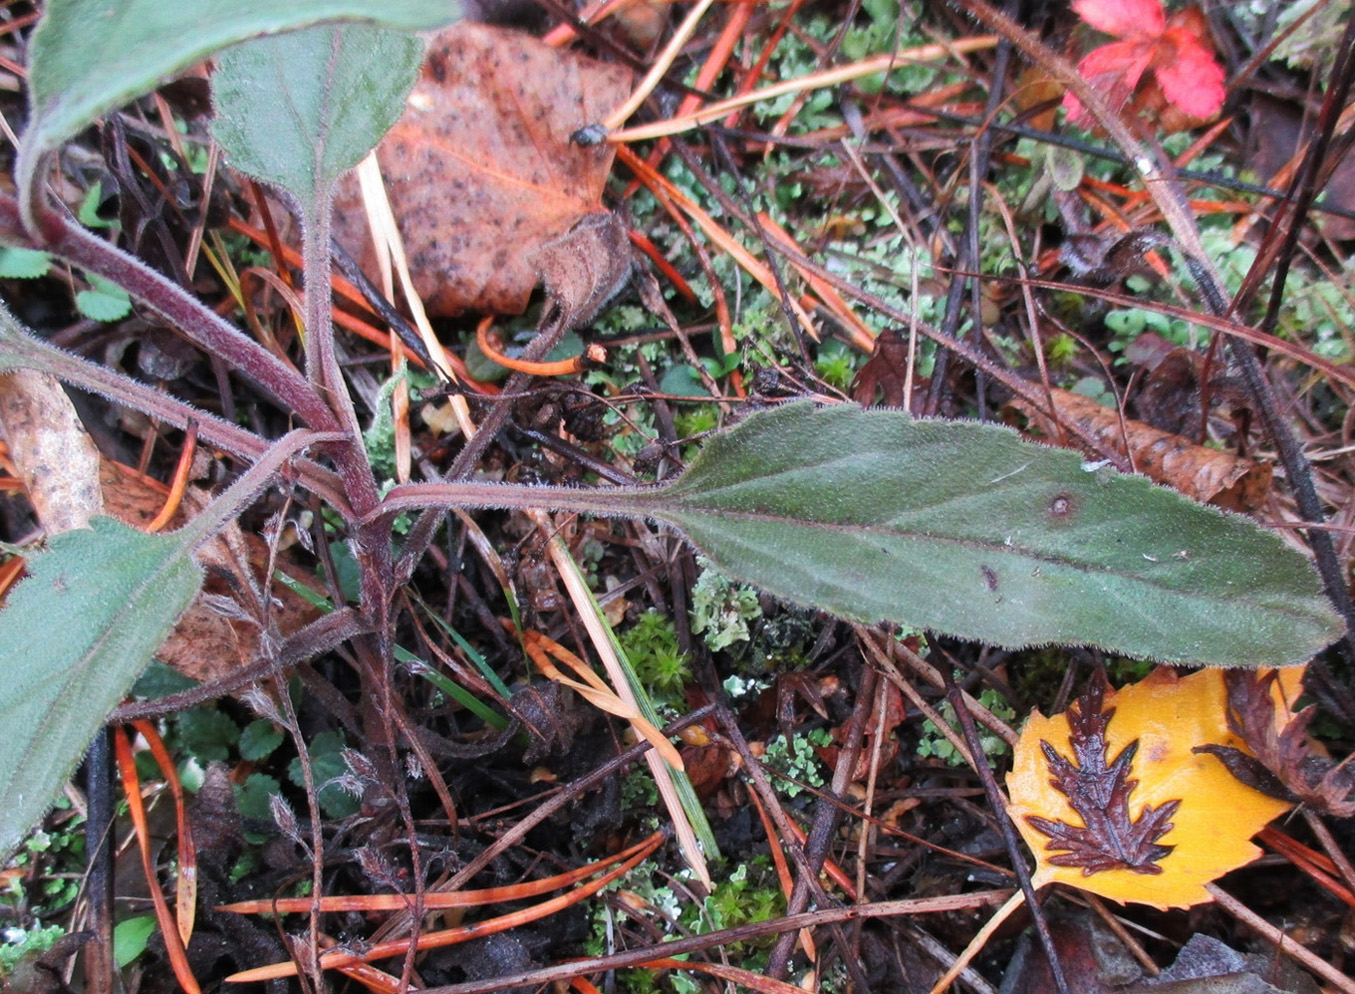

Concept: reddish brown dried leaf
[[1010, 387, 1271, 511], [850, 328, 918, 409], [332, 23, 633, 318], [1202, 671, 1355, 818]]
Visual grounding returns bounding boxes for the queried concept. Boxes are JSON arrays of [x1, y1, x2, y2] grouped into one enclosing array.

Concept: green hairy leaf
[[23, 0, 457, 165], [0, 518, 202, 862], [211, 22, 424, 201], [627, 404, 1341, 666]]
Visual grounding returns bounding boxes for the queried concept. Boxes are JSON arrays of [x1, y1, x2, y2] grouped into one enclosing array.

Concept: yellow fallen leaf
[[1006, 667, 1297, 910]]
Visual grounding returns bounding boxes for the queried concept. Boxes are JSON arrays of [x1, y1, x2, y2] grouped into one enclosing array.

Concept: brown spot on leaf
[[1049, 493, 1074, 518], [981, 564, 999, 591]]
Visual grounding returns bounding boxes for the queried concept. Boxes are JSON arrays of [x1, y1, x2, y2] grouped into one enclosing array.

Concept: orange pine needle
[[516, 626, 684, 770], [218, 831, 662, 915], [226, 216, 496, 391], [475, 317, 605, 376], [1260, 826, 1355, 909], [318, 934, 408, 994], [0, 554, 25, 601], [132, 720, 198, 947], [779, 813, 857, 898], [225, 833, 663, 984], [757, 213, 875, 352], [541, 0, 635, 47], [747, 788, 815, 961], [628, 230, 698, 303], [145, 421, 198, 534], [114, 727, 202, 994], [616, 143, 818, 350]]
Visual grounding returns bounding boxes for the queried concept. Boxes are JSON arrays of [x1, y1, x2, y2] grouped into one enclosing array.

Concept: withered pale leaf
[[332, 22, 633, 318], [1007, 667, 1296, 909], [0, 369, 103, 534]]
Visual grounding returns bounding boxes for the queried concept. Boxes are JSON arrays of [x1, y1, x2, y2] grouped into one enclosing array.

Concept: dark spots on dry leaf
[[1025, 671, 1181, 876], [428, 52, 446, 83], [981, 564, 999, 591]]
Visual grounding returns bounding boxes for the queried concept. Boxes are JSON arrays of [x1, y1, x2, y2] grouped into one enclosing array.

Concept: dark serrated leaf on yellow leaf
[[1007, 667, 1299, 909]]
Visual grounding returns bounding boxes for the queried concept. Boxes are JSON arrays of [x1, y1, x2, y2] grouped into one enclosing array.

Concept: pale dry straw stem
[[609, 36, 997, 142], [928, 888, 1026, 994], [528, 508, 713, 888], [890, 637, 1019, 746], [1085, 894, 1159, 976], [602, 0, 717, 131], [857, 629, 977, 769], [356, 153, 475, 440], [855, 677, 891, 901]]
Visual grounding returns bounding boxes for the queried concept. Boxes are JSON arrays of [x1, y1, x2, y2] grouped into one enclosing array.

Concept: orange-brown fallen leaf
[[1007, 667, 1297, 910], [332, 23, 633, 320], [1010, 387, 1271, 511]]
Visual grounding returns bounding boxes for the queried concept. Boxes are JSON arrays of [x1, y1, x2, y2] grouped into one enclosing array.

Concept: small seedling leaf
[[238, 719, 285, 762], [0, 517, 202, 862], [113, 915, 159, 968], [74, 275, 132, 322], [23, 0, 458, 167], [0, 247, 52, 279], [630, 403, 1340, 666], [211, 22, 424, 203]]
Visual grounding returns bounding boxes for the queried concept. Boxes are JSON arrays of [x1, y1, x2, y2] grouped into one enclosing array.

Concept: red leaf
[[1153, 29, 1227, 120], [1071, 0, 1163, 39], [1065, 0, 1225, 127], [1063, 40, 1156, 123]]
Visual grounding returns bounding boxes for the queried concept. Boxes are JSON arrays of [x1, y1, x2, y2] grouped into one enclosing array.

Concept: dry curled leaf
[[332, 22, 633, 320], [1008, 667, 1294, 909], [851, 328, 922, 410], [1197, 669, 1355, 818], [1011, 387, 1271, 511]]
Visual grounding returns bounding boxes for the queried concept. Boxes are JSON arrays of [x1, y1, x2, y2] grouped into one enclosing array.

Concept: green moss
[[619, 611, 693, 707]]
